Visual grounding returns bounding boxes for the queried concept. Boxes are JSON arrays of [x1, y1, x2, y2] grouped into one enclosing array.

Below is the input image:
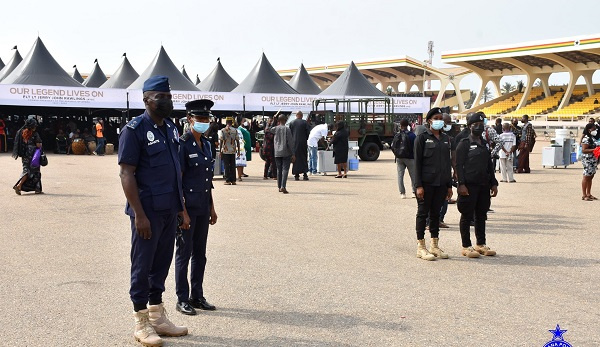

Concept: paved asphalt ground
[[1, 143, 598, 347]]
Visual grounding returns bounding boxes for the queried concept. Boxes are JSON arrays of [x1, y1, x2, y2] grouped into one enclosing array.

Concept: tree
[[465, 90, 477, 109], [481, 87, 493, 103], [516, 80, 525, 92], [534, 79, 543, 87], [501, 82, 515, 94]]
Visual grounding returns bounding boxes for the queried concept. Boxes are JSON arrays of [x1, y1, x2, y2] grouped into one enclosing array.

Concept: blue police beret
[[143, 76, 171, 92]]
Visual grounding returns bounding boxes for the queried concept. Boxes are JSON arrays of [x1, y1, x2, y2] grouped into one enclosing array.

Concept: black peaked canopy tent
[[100, 55, 139, 89], [82, 60, 108, 88], [0, 49, 23, 82], [181, 66, 192, 82], [1, 38, 82, 87], [195, 74, 201, 86], [0, 57, 4, 71], [72, 65, 84, 83], [288, 63, 321, 95], [128, 46, 198, 91], [232, 53, 298, 94], [198, 59, 239, 92], [320, 61, 386, 97]]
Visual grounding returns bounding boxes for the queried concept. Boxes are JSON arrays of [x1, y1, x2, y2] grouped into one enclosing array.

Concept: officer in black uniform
[[455, 112, 499, 258], [175, 99, 219, 315], [119, 76, 187, 345], [413, 107, 453, 261]]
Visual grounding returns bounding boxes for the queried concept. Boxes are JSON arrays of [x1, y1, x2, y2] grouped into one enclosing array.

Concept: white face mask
[[443, 124, 452, 132], [591, 130, 598, 136]]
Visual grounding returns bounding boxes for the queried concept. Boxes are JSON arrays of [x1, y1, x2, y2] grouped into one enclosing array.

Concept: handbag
[[31, 148, 42, 168], [40, 150, 48, 166]]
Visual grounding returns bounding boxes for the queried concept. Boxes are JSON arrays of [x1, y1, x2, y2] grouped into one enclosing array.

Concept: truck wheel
[[359, 142, 380, 161]]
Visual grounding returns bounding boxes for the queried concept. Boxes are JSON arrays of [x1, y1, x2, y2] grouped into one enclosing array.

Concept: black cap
[[426, 107, 442, 120], [25, 118, 38, 129], [185, 99, 214, 116], [467, 112, 486, 126]]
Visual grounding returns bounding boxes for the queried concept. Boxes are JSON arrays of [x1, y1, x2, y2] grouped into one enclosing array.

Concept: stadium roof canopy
[[279, 56, 470, 109], [442, 33, 600, 110]]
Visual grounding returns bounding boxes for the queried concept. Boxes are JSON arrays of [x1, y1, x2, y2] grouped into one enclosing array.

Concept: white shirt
[[498, 131, 516, 159], [307, 124, 328, 147]]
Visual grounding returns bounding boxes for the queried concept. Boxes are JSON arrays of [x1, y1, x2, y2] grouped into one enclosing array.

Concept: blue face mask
[[431, 120, 444, 130], [192, 121, 209, 134], [443, 124, 452, 132], [483, 118, 488, 126]]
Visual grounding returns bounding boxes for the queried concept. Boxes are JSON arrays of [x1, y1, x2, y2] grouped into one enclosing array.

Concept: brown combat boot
[[416, 239, 436, 261], [461, 246, 481, 258], [148, 303, 188, 337], [430, 238, 449, 259], [133, 309, 162, 347], [474, 244, 496, 256]]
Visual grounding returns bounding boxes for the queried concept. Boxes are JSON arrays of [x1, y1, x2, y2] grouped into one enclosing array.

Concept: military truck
[[254, 97, 421, 161], [310, 97, 420, 161]]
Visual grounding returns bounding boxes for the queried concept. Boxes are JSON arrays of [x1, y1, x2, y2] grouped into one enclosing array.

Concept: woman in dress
[[234, 122, 247, 181], [331, 121, 349, 178], [12, 118, 43, 195], [580, 122, 598, 201]]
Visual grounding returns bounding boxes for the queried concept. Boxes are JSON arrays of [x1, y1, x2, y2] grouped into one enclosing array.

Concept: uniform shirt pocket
[[150, 185, 174, 211], [423, 142, 437, 157]]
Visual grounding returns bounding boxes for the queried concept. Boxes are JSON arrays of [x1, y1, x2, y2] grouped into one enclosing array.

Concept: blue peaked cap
[[143, 76, 171, 92]]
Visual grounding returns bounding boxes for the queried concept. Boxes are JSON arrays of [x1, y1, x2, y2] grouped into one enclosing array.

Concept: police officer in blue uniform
[[118, 76, 187, 346], [174, 99, 219, 315]]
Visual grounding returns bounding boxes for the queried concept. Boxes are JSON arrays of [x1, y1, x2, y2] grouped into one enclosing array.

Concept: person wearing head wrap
[[455, 112, 499, 258], [118, 76, 188, 346], [413, 107, 453, 261], [12, 118, 43, 195]]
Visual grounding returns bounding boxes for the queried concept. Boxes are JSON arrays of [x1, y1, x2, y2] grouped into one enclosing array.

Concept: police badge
[[543, 325, 572, 347]]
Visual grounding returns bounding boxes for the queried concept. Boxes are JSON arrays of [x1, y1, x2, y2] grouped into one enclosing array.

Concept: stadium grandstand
[[277, 57, 472, 112], [442, 33, 600, 121]]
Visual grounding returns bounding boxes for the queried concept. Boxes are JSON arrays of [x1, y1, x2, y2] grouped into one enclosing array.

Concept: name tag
[[189, 153, 198, 158], [425, 139, 434, 143]]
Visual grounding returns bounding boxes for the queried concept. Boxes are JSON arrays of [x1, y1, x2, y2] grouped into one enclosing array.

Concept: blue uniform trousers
[[129, 213, 177, 307], [175, 214, 210, 302]]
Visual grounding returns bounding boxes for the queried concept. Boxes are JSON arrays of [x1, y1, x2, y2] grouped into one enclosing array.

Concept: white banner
[[0, 84, 429, 114], [0, 84, 127, 108], [127, 90, 244, 111]]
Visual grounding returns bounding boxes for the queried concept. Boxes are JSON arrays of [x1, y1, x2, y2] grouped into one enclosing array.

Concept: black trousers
[[415, 184, 447, 240], [175, 214, 210, 302], [457, 184, 491, 247], [222, 153, 236, 183]]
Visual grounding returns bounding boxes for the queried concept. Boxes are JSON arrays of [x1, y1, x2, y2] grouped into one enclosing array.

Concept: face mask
[[192, 121, 209, 134], [243, 121, 249, 127], [150, 98, 173, 118], [443, 124, 452, 132], [592, 130, 598, 136], [431, 120, 444, 130], [483, 118, 488, 126], [472, 124, 484, 136]]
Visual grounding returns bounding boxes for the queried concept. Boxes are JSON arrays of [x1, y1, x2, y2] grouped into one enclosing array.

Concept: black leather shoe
[[176, 301, 197, 315], [190, 297, 216, 311]]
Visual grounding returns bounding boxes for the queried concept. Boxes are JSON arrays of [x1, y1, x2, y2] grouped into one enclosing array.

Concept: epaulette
[[126, 115, 143, 129], [180, 131, 191, 142]]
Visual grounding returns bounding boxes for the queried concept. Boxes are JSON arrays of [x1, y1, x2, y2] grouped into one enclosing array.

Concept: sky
[[1, 0, 599, 95]]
